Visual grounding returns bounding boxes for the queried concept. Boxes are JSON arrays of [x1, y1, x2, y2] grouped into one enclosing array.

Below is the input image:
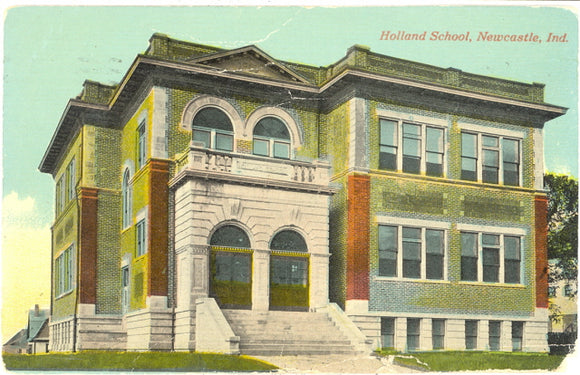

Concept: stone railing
[[174, 144, 331, 187]]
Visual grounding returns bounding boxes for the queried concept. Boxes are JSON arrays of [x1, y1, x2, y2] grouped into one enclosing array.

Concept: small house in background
[[548, 260, 578, 333], [2, 305, 49, 354]]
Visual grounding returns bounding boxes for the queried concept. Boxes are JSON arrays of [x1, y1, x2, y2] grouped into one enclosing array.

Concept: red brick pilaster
[[346, 174, 370, 301], [148, 159, 170, 297], [535, 195, 549, 308], [78, 187, 99, 305]]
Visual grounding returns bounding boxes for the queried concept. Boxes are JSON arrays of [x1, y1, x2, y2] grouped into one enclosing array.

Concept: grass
[[2, 351, 278, 372], [377, 350, 567, 372]]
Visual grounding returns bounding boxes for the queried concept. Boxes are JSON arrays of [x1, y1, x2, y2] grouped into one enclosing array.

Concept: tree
[[545, 173, 578, 324], [545, 173, 578, 281]]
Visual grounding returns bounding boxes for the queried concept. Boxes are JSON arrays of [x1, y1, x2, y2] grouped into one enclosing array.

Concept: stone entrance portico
[[171, 144, 334, 350]]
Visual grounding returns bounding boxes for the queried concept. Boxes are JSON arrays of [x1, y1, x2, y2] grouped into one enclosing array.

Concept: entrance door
[[269, 230, 309, 311], [209, 225, 252, 309]]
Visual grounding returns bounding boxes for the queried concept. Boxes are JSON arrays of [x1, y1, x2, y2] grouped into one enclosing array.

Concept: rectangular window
[[273, 141, 290, 159], [66, 158, 76, 203], [461, 233, 478, 281], [482, 135, 500, 184], [136, 219, 147, 257], [548, 286, 557, 297], [55, 245, 74, 297], [193, 128, 211, 148], [253, 138, 269, 156], [402, 227, 421, 278], [461, 231, 522, 284], [461, 131, 521, 186], [564, 285, 573, 297], [489, 321, 501, 351], [482, 234, 500, 282], [461, 132, 478, 181], [502, 139, 520, 186], [55, 177, 63, 215], [137, 121, 146, 168], [504, 236, 521, 284], [512, 321, 523, 352], [407, 318, 420, 351], [465, 320, 478, 350], [379, 118, 445, 176], [402, 123, 421, 174], [379, 224, 447, 280], [432, 319, 445, 350], [381, 317, 395, 349], [379, 119, 398, 170], [378, 226, 398, 277], [426, 127, 444, 177], [426, 229, 444, 280]]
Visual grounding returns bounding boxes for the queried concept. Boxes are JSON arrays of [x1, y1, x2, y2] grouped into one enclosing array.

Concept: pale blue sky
[[3, 5, 578, 224]]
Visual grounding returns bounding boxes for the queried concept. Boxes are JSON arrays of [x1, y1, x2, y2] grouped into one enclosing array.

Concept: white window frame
[[122, 169, 132, 229], [55, 244, 74, 298], [457, 223, 525, 285], [379, 117, 446, 177], [460, 128, 523, 186], [136, 219, 147, 257], [137, 120, 147, 169], [377, 217, 450, 281]]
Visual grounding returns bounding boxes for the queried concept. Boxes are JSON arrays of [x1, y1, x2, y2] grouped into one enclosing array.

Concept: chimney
[[34, 304, 39, 317]]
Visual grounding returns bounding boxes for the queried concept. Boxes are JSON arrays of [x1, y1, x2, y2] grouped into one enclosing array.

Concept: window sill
[[374, 277, 450, 284], [457, 281, 526, 288]]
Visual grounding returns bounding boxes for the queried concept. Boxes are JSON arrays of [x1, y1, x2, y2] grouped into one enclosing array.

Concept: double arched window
[[122, 169, 132, 229], [192, 107, 234, 151], [253, 117, 291, 159]]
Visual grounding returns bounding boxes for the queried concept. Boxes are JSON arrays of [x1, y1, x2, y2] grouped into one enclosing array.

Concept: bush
[[549, 331, 577, 355]]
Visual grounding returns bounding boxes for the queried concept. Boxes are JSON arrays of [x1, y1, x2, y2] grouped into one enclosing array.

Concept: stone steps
[[222, 309, 360, 355]]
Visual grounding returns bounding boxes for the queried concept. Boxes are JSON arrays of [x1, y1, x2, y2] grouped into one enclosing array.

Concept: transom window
[[378, 225, 445, 280], [461, 131, 521, 186], [379, 119, 445, 177], [210, 225, 251, 248], [270, 230, 307, 252], [253, 117, 291, 159], [461, 232, 522, 284], [192, 107, 234, 151]]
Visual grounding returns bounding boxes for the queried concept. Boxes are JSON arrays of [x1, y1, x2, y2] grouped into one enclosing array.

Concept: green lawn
[[378, 350, 567, 372], [2, 351, 278, 372]]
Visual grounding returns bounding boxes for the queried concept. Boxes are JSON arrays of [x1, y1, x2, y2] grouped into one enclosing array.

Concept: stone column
[[310, 253, 330, 309], [252, 249, 270, 311]]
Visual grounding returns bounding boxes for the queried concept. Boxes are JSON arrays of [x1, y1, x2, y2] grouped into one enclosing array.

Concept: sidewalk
[[254, 354, 423, 374]]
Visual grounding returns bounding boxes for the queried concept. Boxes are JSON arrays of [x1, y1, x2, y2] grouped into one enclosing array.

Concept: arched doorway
[[269, 230, 309, 311], [209, 225, 252, 309]]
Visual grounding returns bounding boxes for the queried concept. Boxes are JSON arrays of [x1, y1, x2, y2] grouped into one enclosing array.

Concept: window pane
[[426, 230, 443, 254], [403, 138, 421, 157], [403, 242, 421, 260], [403, 123, 421, 137], [461, 233, 478, 257], [432, 319, 445, 350], [489, 321, 501, 351], [254, 117, 290, 140], [381, 318, 395, 349], [379, 226, 397, 251], [505, 237, 520, 260], [271, 257, 308, 285], [193, 129, 211, 148], [253, 138, 269, 156], [403, 227, 421, 240], [512, 322, 523, 352], [403, 124, 421, 174], [193, 107, 233, 132], [403, 155, 420, 174], [380, 119, 397, 147], [462, 133, 477, 157], [427, 254, 444, 280], [215, 133, 233, 151], [483, 166, 499, 184], [461, 158, 477, 181], [270, 230, 307, 252], [407, 319, 420, 351], [483, 247, 499, 282], [505, 260, 521, 284], [210, 225, 251, 248], [274, 142, 290, 159], [502, 139, 519, 163], [483, 149, 499, 167], [426, 127, 443, 152], [379, 149, 397, 171], [465, 320, 478, 350], [504, 162, 519, 186], [482, 135, 498, 147], [482, 234, 500, 246], [461, 257, 478, 281]]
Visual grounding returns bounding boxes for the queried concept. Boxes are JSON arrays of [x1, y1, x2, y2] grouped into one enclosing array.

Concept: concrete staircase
[[222, 309, 362, 355]]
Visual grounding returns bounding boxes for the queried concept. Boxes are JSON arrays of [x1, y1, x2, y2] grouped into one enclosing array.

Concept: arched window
[[253, 117, 291, 159], [122, 169, 132, 228], [210, 225, 251, 248], [192, 107, 234, 151], [270, 230, 307, 252]]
